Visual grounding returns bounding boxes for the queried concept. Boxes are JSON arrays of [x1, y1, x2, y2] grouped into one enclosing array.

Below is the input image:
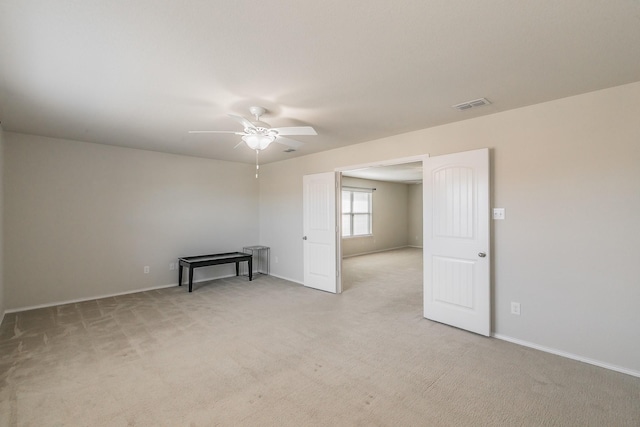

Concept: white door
[[424, 148, 490, 336], [303, 172, 341, 293]]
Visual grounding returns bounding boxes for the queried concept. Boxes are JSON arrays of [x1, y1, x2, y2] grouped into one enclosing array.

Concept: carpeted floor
[[1, 247, 638, 426]]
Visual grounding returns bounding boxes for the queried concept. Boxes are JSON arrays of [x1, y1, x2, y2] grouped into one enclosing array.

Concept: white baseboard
[[4, 273, 236, 314], [342, 245, 418, 259], [492, 333, 640, 379], [268, 272, 303, 286]]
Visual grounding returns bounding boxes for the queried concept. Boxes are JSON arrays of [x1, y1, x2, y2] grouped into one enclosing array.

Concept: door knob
[[302, 236, 307, 240], [478, 252, 486, 258]]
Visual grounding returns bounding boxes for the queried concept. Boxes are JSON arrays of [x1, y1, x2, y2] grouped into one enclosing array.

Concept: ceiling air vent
[[284, 148, 296, 153], [452, 98, 491, 112]]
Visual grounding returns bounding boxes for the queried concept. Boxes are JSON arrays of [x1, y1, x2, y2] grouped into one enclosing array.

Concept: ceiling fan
[[189, 106, 317, 151]]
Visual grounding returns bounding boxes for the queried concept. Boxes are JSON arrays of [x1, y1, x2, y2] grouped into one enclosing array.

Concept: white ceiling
[[1, 1, 639, 165]]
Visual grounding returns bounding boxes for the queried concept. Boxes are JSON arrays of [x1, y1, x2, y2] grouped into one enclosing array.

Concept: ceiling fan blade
[[188, 130, 244, 134], [271, 126, 317, 136], [275, 136, 305, 148], [228, 114, 256, 130]]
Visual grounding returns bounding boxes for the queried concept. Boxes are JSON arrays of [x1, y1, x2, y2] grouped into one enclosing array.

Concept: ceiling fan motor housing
[[245, 125, 277, 137]]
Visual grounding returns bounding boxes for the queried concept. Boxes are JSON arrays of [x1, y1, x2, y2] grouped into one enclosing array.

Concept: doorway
[[338, 157, 425, 292], [304, 149, 490, 336]]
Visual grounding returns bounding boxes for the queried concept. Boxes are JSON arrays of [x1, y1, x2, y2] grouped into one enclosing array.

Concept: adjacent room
[[1, 1, 639, 425], [340, 163, 423, 295]]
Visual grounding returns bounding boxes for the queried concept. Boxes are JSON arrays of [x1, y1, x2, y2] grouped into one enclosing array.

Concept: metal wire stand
[[241, 245, 270, 276]]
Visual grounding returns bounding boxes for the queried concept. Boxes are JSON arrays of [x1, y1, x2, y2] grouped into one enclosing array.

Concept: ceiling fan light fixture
[[242, 134, 275, 150]]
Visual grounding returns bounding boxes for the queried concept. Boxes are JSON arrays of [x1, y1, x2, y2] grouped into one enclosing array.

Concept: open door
[[424, 148, 490, 336], [303, 172, 341, 293]]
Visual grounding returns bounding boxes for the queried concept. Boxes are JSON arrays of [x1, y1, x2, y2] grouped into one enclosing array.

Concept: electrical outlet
[[274, 256, 279, 263], [144, 266, 150, 274], [510, 301, 521, 315], [169, 263, 175, 270]]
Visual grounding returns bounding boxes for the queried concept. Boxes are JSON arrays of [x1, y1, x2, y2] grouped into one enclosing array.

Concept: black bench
[[178, 252, 252, 292]]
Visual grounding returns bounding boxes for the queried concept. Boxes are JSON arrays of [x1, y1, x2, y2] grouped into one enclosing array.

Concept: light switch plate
[[493, 208, 505, 220]]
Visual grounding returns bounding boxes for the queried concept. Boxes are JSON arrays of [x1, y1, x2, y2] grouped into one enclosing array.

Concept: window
[[342, 188, 372, 237]]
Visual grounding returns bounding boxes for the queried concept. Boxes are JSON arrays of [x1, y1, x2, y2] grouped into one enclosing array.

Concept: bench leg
[[178, 265, 183, 286], [248, 258, 253, 281], [188, 267, 194, 292], [236, 261, 240, 277]]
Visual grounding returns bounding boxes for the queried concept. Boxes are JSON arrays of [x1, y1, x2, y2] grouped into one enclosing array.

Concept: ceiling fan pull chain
[[255, 149, 259, 179]]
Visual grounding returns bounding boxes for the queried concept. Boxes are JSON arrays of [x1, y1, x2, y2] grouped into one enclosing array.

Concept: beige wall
[[407, 183, 423, 247], [4, 133, 259, 309], [259, 82, 640, 374], [341, 177, 409, 257], [0, 126, 4, 322]]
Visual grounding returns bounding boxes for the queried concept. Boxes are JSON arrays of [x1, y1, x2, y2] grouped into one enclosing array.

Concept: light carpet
[[1, 248, 638, 426]]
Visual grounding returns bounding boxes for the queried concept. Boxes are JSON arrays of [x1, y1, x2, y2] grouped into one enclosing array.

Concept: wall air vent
[[284, 148, 296, 153], [452, 98, 491, 112]]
